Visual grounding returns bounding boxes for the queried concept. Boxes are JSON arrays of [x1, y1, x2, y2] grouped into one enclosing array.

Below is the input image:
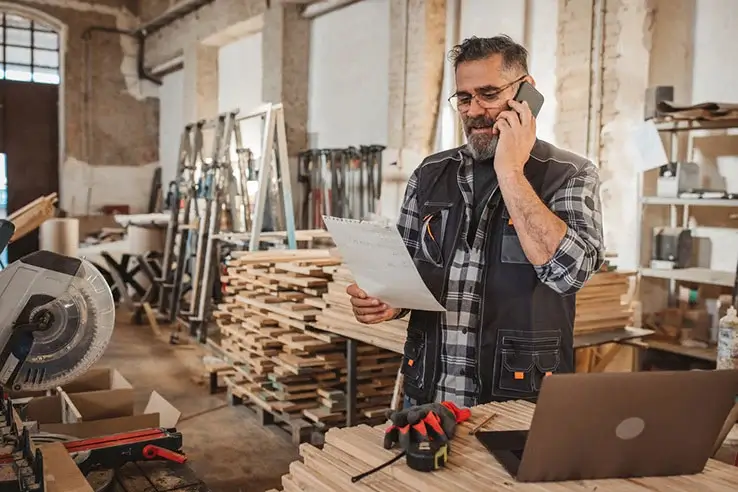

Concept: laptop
[[475, 369, 738, 482]]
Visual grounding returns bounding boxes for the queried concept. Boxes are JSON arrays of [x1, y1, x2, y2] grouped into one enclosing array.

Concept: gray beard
[[466, 134, 498, 161]]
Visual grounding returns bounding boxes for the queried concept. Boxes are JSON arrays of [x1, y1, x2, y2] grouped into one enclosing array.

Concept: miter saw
[[0, 220, 115, 393]]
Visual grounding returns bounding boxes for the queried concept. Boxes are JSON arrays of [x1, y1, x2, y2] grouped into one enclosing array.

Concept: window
[[0, 12, 60, 85]]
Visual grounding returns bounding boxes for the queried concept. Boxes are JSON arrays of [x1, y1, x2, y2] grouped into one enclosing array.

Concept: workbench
[[340, 327, 653, 426], [622, 337, 717, 371], [108, 461, 211, 492], [269, 400, 738, 491]]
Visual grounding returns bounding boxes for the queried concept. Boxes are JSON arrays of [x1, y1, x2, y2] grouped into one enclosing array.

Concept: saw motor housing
[[0, 250, 115, 392]]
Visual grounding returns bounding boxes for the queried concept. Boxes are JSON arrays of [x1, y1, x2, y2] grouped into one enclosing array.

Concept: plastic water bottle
[[717, 306, 738, 369]]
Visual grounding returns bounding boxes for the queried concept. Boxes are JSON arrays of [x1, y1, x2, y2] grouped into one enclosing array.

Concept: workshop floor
[[99, 316, 299, 492]]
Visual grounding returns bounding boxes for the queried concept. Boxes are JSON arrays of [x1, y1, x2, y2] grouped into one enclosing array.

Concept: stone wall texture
[[13, 0, 159, 170]]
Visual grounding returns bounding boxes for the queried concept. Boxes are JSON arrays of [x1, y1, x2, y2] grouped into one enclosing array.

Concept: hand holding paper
[[346, 283, 400, 324], [323, 215, 446, 313]]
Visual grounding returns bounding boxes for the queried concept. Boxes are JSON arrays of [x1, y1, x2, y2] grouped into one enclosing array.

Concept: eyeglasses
[[448, 75, 527, 112]]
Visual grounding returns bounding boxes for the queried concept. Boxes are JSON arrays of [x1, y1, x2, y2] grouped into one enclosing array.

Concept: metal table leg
[[346, 338, 357, 427]]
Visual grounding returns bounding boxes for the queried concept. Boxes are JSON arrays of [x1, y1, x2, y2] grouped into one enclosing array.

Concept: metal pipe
[[81, 26, 161, 86], [585, 0, 606, 162], [135, 0, 216, 36], [151, 55, 185, 77]]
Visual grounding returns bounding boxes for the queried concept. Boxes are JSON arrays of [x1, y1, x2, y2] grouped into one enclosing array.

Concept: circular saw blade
[[17, 258, 115, 391]]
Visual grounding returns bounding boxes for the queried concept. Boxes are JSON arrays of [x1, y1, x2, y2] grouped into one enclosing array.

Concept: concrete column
[[555, 0, 656, 270], [387, 0, 446, 160], [554, 0, 595, 157], [182, 43, 219, 123], [261, 3, 310, 156], [383, 0, 446, 219]]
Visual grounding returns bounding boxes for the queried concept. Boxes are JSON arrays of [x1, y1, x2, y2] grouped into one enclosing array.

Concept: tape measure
[[406, 440, 450, 472]]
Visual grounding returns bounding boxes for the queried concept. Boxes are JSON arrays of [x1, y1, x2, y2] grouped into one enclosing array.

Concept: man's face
[[453, 55, 524, 161]]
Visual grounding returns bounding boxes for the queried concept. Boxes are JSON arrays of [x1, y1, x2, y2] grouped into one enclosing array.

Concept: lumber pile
[[312, 266, 407, 354], [312, 264, 632, 341], [215, 249, 402, 429], [574, 269, 635, 334], [267, 399, 738, 491]]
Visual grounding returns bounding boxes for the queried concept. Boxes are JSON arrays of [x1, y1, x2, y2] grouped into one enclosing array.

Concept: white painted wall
[[526, 0, 559, 146], [158, 70, 185, 189], [459, 0, 526, 41], [218, 32, 264, 157], [682, 0, 738, 273], [691, 0, 738, 194], [307, 0, 390, 148], [448, 0, 559, 146]]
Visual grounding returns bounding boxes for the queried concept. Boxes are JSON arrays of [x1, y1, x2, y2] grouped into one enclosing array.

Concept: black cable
[[351, 450, 406, 483]]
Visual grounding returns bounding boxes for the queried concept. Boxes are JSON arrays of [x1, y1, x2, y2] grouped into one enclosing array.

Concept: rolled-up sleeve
[[534, 161, 605, 295]]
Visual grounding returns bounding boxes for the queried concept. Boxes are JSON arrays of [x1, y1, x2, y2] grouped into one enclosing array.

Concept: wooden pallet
[[271, 399, 738, 491]]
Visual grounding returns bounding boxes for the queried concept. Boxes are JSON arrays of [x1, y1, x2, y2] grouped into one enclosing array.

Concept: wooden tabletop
[[621, 338, 717, 362], [270, 400, 738, 491]]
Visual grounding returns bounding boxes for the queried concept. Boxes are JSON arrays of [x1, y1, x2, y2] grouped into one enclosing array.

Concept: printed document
[[323, 216, 446, 312]]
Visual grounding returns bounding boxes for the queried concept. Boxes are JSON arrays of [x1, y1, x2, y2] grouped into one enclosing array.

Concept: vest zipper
[[476, 185, 500, 400], [431, 206, 464, 401]]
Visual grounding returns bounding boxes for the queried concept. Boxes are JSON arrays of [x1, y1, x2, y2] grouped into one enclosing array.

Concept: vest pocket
[[401, 334, 426, 391], [493, 330, 562, 398], [415, 201, 453, 267], [532, 351, 560, 391], [500, 209, 530, 264], [499, 350, 535, 392]]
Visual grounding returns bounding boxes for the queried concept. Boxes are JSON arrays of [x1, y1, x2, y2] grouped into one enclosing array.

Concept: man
[[347, 35, 604, 408]]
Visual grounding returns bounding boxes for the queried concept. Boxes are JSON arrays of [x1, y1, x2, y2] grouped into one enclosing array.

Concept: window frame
[[0, 12, 60, 85]]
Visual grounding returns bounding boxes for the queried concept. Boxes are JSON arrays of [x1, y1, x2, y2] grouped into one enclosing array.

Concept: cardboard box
[[18, 368, 180, 439], [60, 367, 133, 395]]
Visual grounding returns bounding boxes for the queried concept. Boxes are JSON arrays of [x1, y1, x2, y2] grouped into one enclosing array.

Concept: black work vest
[[401, 143, 577, 404]]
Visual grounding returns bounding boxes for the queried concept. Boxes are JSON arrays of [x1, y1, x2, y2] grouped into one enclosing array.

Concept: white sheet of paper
[[322, 215, 446, 312], [631, 120, 669, 172]]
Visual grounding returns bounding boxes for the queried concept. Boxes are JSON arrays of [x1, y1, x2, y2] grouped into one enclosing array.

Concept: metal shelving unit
[[637, 117, 738, 301]]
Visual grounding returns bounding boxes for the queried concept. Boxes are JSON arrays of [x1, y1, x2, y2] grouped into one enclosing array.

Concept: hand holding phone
[[488, 82, 544, 154], [512, 81, 545, 118]]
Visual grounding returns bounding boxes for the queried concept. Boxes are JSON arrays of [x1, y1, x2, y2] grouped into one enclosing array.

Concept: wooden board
[[215, 248, 401, 427], [272, 400, 738, 491]]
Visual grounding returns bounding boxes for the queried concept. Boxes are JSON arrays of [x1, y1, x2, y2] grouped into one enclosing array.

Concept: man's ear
[[524, 75, 536, 87]]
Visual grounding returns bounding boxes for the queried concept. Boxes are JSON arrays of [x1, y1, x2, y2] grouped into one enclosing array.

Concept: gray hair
[[448, 35, 529, 75]]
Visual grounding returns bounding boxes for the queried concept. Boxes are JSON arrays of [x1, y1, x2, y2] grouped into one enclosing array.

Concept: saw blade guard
[[1, 252, 116, 391]]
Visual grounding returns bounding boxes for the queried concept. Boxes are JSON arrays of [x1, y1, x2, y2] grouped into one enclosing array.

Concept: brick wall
[[137, 0, 172, 23], [556, 0, 655, 266], [555, 0, 593, 156], [9, 0, 159, 214]]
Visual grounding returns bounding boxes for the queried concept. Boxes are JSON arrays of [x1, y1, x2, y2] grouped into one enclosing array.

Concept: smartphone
[[486, 81, 545, 154], [513, 81, 545, 118]]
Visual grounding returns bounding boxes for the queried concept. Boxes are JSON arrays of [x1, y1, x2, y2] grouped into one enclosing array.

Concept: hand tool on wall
[[351, 401, 471, 482], [296, 145, 386, 228]]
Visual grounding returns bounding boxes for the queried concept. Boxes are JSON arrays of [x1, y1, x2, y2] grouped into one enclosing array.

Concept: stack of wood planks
[[267, 399, 738, 491], [574, 269, 635, 334], [215, 249, 402, 432], [312, 266, 407, 354], [313, 263, 633, 342]]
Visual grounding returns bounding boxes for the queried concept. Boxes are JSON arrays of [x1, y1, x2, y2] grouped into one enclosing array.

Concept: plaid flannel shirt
[[397, 148, 604, 408]]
